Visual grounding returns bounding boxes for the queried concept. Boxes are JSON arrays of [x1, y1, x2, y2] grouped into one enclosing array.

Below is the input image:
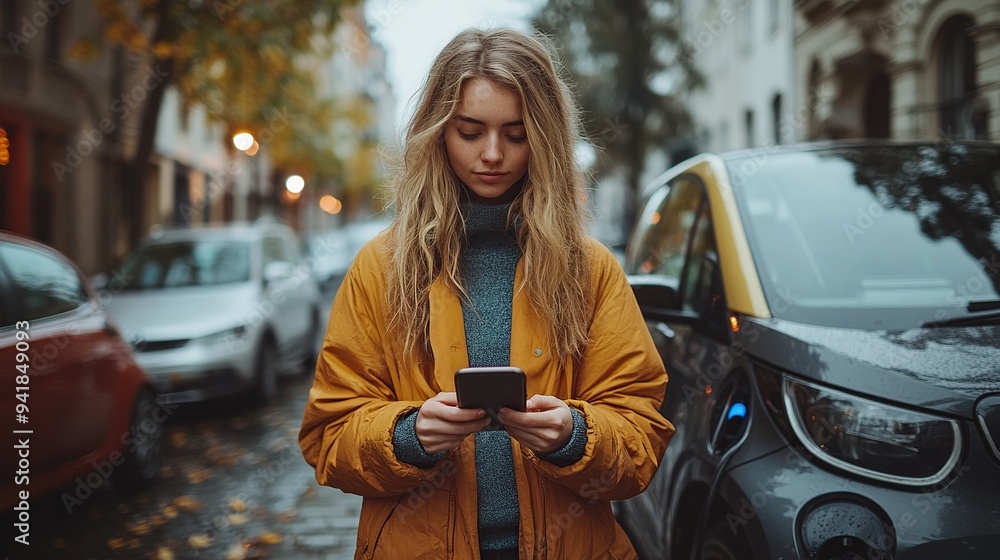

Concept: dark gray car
[[617, 141, 1000, 559]]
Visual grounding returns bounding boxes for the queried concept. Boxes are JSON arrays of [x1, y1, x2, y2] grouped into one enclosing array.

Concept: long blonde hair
[[386, 27, 591, 366]]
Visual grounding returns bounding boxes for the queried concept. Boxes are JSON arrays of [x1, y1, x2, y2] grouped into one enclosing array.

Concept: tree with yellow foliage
[[77, 0, 360, 242]]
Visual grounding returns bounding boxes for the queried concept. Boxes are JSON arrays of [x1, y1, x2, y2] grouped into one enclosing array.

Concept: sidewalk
[[270, 483, 363, 559]]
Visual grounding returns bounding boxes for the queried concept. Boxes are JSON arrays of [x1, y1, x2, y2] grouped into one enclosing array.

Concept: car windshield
[[119, 240, 251, 290], [729, 144, 1000, 330]]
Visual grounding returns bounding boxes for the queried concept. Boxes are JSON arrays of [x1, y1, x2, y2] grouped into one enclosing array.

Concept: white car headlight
[[783, 377, 962, 486], [194, 326, 250, 348]]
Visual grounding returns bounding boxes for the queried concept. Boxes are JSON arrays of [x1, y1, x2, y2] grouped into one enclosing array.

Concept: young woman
[[299, 27, 674, 559]]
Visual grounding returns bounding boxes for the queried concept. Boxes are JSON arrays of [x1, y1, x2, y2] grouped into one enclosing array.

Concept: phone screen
[[455, 366, 526, 428]]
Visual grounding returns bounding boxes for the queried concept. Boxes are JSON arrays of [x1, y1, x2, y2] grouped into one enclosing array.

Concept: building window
[[44, 5, 68, 60], [864, 71, 891, 138], [937, 15, 986, 139], [772, 93, 783, 144], [742, 0, 754, 54], [1, 1, 18, 38]]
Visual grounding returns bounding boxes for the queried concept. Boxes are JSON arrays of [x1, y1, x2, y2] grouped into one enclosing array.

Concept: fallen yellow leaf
[[188, 534, 213, 548], [162, 505, 179, 518], [126, 520, 152, 535], [173, 495, 201, 511], [171, 433, 187, 447], [255, 532, 282, 545], [224, 544, 248, 560], [229, 498, 248, 512], [156, 547, 175, 560], [107, 537, 127, 550], [186, 469, 211, 484], [228, 513, 250, 526]]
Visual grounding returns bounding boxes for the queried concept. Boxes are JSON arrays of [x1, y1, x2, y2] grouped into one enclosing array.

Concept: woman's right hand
[[415, 392, 491, 454]]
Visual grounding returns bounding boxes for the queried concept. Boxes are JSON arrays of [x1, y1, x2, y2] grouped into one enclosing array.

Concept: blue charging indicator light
[[726, 402, 747, 420]]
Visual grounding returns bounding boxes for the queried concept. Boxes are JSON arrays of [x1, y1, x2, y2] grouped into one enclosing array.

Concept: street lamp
[[232, 131, 254, 151], [285, 175, 305, 194], [319, 195, 342, 215]]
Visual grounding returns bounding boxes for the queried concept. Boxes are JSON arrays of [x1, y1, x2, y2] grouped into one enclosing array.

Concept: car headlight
[[194, 326, 250, 348], [783, 377, 962, 487]]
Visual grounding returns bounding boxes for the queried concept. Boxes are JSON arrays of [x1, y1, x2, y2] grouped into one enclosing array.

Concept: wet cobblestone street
[[4, 373, 362, 560]]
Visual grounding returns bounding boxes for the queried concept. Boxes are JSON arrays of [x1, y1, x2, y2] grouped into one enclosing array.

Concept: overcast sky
[[364, 0, 543, 130]]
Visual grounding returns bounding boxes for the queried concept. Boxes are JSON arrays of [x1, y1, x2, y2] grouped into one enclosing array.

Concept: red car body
[[0, 231, 162, 513]]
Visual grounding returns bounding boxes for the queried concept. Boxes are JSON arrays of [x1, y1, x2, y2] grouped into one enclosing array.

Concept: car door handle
[[654, 323, 675, 340]]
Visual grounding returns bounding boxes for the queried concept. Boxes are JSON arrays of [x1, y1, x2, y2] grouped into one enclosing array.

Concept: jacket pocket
[[359, 495, 403, 559], [539, 482, 621, 560], [365, 482, 456, 558], [583, 499, 620, 559], [447, 488, 456, 557]]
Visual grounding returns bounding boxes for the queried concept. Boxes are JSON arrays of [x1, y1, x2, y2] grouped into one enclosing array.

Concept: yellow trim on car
[[687, 156, 772, 319]]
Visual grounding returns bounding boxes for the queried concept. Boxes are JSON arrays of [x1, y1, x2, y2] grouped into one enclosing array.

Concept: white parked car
[[97, 220, 322, 404], [305, 217, 392, 294]]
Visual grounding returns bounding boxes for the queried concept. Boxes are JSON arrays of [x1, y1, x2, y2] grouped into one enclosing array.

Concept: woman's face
[[444, 78, 530, 200]]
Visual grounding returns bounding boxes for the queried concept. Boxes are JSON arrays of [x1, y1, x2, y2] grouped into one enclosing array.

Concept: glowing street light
[[319, 195, 342, 215], [285, 175, 305, 194], [232, 131, 254, 151]]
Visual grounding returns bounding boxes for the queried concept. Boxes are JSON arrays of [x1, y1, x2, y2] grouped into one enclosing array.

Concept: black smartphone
[[455, 366, 527, 429]]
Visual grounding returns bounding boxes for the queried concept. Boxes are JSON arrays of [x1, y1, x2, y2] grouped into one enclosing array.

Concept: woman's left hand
[[498, 394, 574, 454]]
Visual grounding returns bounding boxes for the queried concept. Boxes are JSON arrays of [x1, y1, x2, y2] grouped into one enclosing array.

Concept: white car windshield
[[730, 144, 1000, 330], [119, 240, 251, 290]]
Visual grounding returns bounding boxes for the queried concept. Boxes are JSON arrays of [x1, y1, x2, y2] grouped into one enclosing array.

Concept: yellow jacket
[[299, 234, 674, 559]]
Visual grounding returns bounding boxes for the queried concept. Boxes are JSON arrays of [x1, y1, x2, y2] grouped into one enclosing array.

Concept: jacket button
[[534, 348, 542, 356]]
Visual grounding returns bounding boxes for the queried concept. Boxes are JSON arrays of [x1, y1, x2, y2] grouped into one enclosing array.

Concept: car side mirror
[[627, 274, 699, 324], [628, 275, 681, 309], [263, 261, 294, 284]]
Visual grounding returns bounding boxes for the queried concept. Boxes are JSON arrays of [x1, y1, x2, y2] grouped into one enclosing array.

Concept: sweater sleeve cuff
[[392, 409, 446, 469], [537, 407, 588, 467]]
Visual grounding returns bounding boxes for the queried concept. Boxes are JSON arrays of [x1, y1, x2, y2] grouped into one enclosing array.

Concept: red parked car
[[0, 231, 163, 515]]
